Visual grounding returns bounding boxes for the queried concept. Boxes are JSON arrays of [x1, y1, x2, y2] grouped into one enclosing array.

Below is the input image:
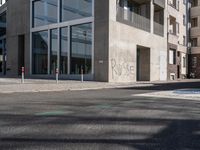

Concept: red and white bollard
[[56, 68, 59, 84], [21, 67, 25, 84]]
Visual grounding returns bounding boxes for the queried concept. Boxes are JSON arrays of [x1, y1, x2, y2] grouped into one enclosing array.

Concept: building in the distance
[[189, 0, 200, 78], [167, 0, 190, 80], [0, 0, 198, 82]]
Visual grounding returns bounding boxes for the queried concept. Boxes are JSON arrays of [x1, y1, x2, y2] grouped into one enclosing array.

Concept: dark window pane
[[50, 29, 58, 74], [32, 31, 48, 74], [60, 27, 68, 74], [61, 0, 92, 22], [33, 0, 58, 27], [70, 23, 92, 74]]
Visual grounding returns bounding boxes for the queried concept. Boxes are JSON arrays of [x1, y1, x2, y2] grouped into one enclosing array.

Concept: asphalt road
[[0, 81, 200, 150]]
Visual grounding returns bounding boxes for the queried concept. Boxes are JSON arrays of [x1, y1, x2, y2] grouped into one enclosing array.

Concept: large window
[[33, 0, 58, 27], [50, 29, 58, 74], [60, 27, 68, 74], [61, 0, 92, 22], [191, 0, 198, 7], [31, 0, 94, 76], [191, 18, 198, 28], [70, 23, 92, 74], [32, 31, 48, 74]]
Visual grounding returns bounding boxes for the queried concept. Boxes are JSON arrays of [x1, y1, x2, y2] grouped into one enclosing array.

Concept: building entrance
[[0, 38, 6, 75], [137, 46, 150, 81]]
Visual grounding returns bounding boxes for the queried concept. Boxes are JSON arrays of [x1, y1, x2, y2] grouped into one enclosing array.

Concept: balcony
[[117, 6, 151, 32], [153, 4, 164, 36], [154, 22, 164, 36]]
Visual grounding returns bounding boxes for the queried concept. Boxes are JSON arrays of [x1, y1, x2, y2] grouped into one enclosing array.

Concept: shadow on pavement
[[120, 81, 200, 93], [0, 116, 199, 150]]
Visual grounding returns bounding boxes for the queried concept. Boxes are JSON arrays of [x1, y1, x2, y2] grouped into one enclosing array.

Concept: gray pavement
[[0, 78, 154, 93], [0, 81, 200, 150]]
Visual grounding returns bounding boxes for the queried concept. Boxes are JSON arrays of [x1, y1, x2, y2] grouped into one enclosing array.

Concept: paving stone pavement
[[0, 78, 154, 93]]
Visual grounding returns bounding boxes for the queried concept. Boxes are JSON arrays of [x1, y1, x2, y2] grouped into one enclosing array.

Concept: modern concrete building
[[0, 0, 169, 82], [189, 0, 200, 78], [0, 0, 196, 82]]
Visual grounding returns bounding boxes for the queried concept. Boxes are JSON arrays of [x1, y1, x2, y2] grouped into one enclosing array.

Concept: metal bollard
[[21, 67, 25, 84], [81, 68, 84, 82], [56, 68, 59, 84]]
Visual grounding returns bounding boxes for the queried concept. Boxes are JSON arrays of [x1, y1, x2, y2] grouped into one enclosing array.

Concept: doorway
[[137, 46, 150, 81], [177, 65, 180, 79], [18, 35, 25, 75]]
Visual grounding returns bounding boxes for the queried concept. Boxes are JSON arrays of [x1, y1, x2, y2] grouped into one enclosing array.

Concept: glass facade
[[50, 29, 58, 74], [33, 0, 58, 27], [32, 31, 48, 74], [60, 27, 68, 74], [71, 23, 92, 74], [61, 0, 92, 22], [31, 0, 93, 76]]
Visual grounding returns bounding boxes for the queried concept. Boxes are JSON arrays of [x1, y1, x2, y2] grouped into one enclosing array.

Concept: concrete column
[[150, 0, 154, 34], [164, 0, 168, 39]]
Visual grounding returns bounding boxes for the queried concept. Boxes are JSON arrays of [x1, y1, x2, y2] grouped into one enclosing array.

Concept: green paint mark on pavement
[[35, 111, 66, 116], [96, 104, 112, 109]]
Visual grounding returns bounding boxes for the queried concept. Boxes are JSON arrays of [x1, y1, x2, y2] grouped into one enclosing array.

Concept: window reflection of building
[[32, 31, 48, 74], [71, 23, 92, 74], [61, 0, 92, 22], [50, 29, 58, 74], [60, 27, 68, 74], [33, 0, 58, 27]]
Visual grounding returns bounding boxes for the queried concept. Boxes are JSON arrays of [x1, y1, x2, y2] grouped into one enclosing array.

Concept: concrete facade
[[109, 0, 167, 82], [0, 0, 198, 83], [6, 0, 30, 76]]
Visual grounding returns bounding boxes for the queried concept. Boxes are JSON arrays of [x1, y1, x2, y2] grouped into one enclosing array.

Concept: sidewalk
[[0, 78, 153, 93]]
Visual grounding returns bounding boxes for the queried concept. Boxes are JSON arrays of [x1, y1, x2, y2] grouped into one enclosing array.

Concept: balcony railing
[[154, 22, 164, 36], [117, 6, 150, 32], [154, 0, 165, 8]]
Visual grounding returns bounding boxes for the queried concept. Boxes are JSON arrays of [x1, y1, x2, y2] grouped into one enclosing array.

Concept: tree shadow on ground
[[120, 81, 200, 93]]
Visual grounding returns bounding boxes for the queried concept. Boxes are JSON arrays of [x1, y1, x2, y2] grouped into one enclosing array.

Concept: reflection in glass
[[60, 27, 68, 74], [33, 0, 58, 27], [61, 0, 92, 22], [50, 29, 58, 74], [32, 31, 48, 74], [71, 23, 92, 74]]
